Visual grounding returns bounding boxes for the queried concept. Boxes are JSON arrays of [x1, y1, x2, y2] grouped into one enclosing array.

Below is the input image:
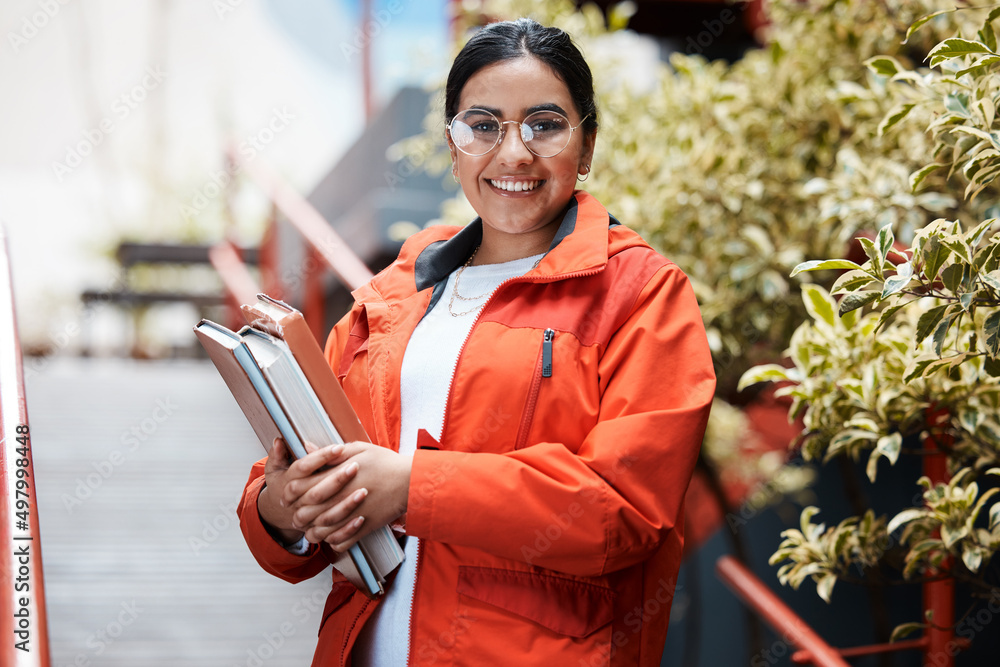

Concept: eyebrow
[[464, 102, 571, 118]]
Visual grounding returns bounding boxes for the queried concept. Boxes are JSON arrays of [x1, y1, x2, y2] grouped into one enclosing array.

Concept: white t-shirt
[[351, 252, 544, 666]]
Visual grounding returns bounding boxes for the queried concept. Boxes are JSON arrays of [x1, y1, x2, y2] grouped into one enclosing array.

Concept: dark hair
[[445, 18, 598, 135]]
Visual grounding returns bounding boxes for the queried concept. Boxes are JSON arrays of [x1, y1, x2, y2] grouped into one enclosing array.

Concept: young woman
[[238, 18, 715, 667]]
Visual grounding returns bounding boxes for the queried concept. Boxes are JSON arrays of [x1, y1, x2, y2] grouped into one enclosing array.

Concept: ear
[[446, 129, 458, 166], [579, 131, 597, 174]]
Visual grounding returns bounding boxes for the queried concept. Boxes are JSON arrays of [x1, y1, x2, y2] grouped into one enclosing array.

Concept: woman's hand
[[257, 437, 364, 547], [298, 442, 413, 553]]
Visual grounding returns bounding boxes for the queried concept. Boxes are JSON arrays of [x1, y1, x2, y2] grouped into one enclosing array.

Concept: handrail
[[0, 225, 51, 666], [716, 556, 850, 667], [226, 146, 375, 292]]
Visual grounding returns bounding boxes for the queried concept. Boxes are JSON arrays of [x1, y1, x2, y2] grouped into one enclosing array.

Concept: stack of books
[[194, 294, 404, 597]]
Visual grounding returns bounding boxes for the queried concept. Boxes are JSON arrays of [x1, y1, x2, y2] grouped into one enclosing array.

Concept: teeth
[[490, 179, 541, 192]]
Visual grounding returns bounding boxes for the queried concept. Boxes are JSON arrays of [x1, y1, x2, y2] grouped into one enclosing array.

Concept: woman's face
[[448, 56, 596, 247]]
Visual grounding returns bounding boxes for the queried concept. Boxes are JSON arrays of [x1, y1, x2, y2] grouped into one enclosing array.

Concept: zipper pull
[[542, 329, 554, 378]]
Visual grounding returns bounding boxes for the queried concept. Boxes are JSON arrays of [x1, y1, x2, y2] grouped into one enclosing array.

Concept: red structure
[[0, 226, 51, 667]]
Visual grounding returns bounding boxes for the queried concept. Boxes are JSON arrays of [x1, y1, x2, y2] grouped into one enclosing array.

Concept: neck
[[472, 224, 558, 266]]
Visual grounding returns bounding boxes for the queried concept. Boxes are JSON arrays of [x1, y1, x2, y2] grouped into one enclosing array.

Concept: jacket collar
[[412, 190, 612, 292]]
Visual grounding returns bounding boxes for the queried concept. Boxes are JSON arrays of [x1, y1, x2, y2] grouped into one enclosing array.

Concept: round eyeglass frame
[[448, 108, 591, 158]]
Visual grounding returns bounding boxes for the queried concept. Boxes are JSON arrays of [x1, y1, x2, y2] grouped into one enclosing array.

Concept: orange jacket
[[238, 191, 715, 666]]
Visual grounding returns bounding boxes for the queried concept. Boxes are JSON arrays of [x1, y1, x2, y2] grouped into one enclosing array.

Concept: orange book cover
[[241, 294, 370, 445]]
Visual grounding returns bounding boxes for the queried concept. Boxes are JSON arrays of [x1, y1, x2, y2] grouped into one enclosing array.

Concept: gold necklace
[[448, 246, 490, 317], [447, 246, 545, 317]]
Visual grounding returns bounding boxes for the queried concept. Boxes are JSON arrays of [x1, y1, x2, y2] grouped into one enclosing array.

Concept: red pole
[[0, 225, 51, 667], [716, 556, 851, 666], [361, 0, 374, 121], [923, 408, 956, 666]]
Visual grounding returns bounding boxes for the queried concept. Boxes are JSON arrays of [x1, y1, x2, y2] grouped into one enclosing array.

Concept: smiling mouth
[[488, 179, 543, 192]]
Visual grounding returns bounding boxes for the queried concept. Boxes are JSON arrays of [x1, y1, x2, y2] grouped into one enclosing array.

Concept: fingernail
[[354, 516, 365, 528], [347, 462, 359, 475], [353, 488, 368, 502], [328, 444, 344, 453]]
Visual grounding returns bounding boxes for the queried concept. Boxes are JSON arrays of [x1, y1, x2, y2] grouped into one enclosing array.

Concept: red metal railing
[[718, 408, 967, 666], [716, 556, 851, 667], [222, 148, 374, 339], [0, 225, 51, 666]]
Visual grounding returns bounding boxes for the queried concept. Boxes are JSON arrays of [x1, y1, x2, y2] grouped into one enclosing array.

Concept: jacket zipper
[[340, 598, 372, 666], [515, 329, 554, 449], [405, 267, 599, 666]]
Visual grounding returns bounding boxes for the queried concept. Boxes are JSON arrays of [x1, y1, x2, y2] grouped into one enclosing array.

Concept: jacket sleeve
[[404, 264, 716, 577], [237, 458, 333, 583], [236, 310, 358, 584]]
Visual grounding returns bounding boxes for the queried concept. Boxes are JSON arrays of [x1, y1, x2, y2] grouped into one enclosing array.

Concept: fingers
[[291, 443, 347, 477], [306, 515, 366, 551], [297, 486, 368, 534], [282, 456, 359, 510]]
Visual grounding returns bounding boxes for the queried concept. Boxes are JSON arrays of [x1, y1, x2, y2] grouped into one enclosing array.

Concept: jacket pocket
[[452, 566, 614, 666]]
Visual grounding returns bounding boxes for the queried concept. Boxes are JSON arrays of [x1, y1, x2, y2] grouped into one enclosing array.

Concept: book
[[194, 310, 404, 598]]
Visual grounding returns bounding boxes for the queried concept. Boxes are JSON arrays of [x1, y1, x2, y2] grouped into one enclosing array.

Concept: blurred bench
[[80, 242, 258, 356]]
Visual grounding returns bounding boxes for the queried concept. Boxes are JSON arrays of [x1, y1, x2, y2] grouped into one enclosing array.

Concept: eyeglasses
[[448, 108, 590, 158]]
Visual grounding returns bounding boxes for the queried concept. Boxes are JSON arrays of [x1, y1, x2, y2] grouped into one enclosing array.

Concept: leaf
[[962, 546, 983, 573], [866, 56, 900, 77], [890, 622, 926, 643], [941, 523, 968, 548], [985, 355, 1000, 376], [816, 574, 836, 604], [839, 291, 878, 315], [923, 236, 952, 282], [791, 259, 864, 277], [882, 262, 914, 298], [933, 315, 955, 356], [916, 304, 950, 343], [803, 285, 837, 327], [910, 163, 946, 192], [957, 54, 1000, 77], [982, 269, 1000, 291], [859, 237, 882, 275], [738, 364, 794, 391], [888, 508, 929, 535], [980, 24, 998, 54], [833, 269, 877, 294], [985, 310, 1000, 357], [904, 9, 956, 44], [928, 39, 994, 68], [990, 501, 1000, 530], [877, 225, 894, 268], [867, 449, 882, 482], [879, 103, 915, 136], [941, 264, 966, 292], [877, 433, 903, 466]]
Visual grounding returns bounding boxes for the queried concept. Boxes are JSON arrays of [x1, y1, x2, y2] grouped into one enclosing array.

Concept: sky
[[0, 0, 450, 353]]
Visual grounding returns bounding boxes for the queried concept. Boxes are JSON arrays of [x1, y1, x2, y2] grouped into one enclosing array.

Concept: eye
[[470, 119, 500, 133], [528, 118, 564, 133]]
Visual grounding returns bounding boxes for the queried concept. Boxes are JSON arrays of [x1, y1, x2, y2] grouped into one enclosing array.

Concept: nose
[[496, 121, 533, 166]]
